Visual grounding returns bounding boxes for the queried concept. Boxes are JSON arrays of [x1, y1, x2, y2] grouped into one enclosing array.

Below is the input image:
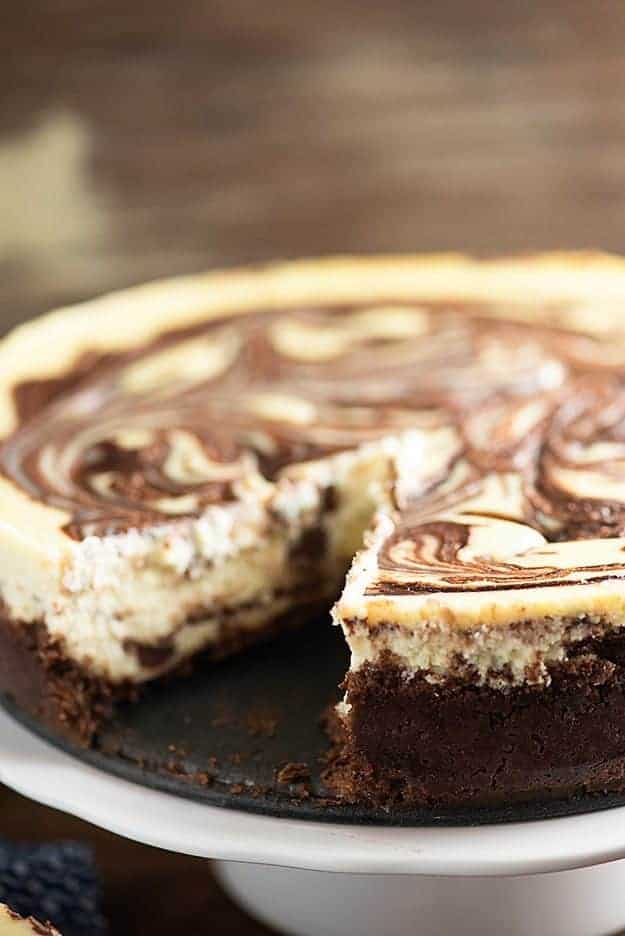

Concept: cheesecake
[[3, 254, 625, 808], [0, 905, 60, 935]]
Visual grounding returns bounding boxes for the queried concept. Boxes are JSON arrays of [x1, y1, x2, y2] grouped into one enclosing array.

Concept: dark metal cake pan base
[[5, 616, 625, 826]]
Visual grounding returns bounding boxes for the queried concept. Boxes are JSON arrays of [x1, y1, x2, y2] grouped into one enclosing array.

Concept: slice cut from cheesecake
[[3, 253, 625, 808]]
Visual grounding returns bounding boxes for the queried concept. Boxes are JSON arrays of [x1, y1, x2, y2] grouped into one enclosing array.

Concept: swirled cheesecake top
[[0, 301, 574, 539], [4, 253, 625, 627]]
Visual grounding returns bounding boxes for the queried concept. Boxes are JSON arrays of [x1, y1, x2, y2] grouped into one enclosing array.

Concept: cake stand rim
[[3, 706, 625, 877]]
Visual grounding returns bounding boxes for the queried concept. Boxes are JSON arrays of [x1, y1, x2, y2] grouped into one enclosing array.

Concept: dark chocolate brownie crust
[[7, 603, 625, 814], [0, 602, 329, 746], [0, 615, 128, 744], [327, 640, 625, 809]]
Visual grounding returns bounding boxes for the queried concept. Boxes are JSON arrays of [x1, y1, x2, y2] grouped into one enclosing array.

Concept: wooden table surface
[[2, 1, 625, 933]]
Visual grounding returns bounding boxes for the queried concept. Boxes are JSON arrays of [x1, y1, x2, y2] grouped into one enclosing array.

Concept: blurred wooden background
[[2, 1, 625, 932]]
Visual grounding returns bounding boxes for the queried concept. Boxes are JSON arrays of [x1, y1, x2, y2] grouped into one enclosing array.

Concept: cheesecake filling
[[2, 265, 625, 695], [0, 436, 404, 682], [335, 378, 625, 694]]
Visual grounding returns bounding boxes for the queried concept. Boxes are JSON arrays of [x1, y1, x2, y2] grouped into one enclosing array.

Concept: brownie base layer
[[327, 640, 625, 810], [0, 616, 131, 744], [9, 611, 625, 824], [9, 601, 625, 815], [0, 601, 329, 745]]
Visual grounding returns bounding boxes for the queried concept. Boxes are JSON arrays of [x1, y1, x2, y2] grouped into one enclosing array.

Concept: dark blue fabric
[[0, 841, 106, 935]]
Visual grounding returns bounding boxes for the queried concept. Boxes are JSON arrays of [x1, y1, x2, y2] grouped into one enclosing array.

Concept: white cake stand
[[2, 706, 625, 936]]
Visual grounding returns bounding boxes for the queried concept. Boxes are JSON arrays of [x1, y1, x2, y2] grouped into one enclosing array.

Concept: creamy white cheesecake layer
[[2, 254, 625, 686], [334, 376, 625, 690], [0, 437, 402, 681], [335, 508, 625, 689]]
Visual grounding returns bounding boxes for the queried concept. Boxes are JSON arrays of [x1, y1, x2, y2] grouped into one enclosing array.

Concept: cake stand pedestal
[[2, 706, 625, 936]]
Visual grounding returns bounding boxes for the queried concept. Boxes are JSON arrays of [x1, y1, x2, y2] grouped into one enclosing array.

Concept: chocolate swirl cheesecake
[[4, 253, 625, 808]]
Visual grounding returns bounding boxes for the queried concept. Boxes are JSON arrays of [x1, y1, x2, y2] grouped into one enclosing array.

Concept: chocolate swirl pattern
[[368, 378, 625, 598], [0, 303, 571, 539], [3, 297, 625, 571]]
